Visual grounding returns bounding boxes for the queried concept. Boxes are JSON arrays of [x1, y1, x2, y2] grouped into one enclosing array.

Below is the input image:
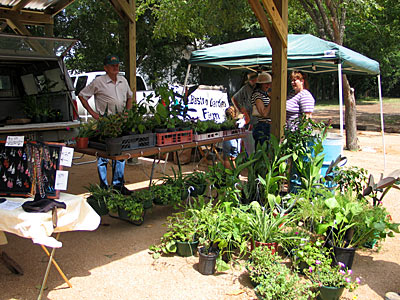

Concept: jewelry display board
[[0, 141, 64, 199]]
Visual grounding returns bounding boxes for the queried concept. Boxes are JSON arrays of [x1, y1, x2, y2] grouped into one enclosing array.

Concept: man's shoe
[[385, 292, 400, 300]]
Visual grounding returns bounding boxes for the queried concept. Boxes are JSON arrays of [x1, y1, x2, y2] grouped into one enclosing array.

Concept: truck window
[[0, 75, 13, 97], [75, 76, 88, 95], [136, 76, 146, 91]]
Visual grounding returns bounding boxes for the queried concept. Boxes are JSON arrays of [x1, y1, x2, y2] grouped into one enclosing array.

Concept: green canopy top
[[189, 34, 380, 75]]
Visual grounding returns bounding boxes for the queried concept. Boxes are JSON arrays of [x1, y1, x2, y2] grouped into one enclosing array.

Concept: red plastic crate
[[156, 130, 193, 146]]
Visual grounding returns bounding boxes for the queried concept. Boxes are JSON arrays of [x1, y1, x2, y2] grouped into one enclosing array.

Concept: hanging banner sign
[[172, 85, 229, 123]]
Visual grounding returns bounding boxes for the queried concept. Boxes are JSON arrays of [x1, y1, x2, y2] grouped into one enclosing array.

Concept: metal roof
[[0, 0, 57, 11]]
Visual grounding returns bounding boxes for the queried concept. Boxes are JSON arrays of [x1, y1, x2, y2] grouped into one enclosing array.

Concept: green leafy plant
[[333, 166, 368, 198], [149, 211, 199, 258], [151, 183, 181, 208], [96, 111, 126, 139], [106, 191, 144, 222], [305, 253, 360, 291], [251, 247, 315, 300], [244, 201, 295, 244], [291, 240, 327, 272], [317, 191, 400, 248], [77, 119, 97, 138]]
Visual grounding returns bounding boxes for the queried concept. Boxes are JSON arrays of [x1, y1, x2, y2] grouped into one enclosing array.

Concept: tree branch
[[315, 0, 334, 40], [298, 0, 327, 39]]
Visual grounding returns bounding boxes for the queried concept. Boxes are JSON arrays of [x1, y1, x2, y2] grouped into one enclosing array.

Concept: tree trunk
[[342, 74, 358, 150]]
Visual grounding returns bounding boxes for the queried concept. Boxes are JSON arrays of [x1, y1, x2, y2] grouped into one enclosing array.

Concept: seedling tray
[[89, 132, 156, 153], [156, 130, 192, 146], [223, 128, 245, 136], [193, 131, 223, 141]]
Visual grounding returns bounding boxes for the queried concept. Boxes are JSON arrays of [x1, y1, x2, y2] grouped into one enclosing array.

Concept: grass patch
[[315, 97, 400, 109]]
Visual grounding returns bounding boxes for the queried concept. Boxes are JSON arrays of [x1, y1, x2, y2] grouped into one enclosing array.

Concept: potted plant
[[305, 253, 360, 300], [85, 183, 112, 216], [96, 110, 126, 155], [246, 245, 282, 287], [291, 240, 327, 274], [316, 191, 400, 268], [76, 119, 97, 148], [151, 183, 181, 208], [106, 190, 145, 225], [132, 188, 153, 209], [182, 171, 208, 199], [250, 247, 315, 300], [244, 201, 295, 254], [149, 211, 200, 258]]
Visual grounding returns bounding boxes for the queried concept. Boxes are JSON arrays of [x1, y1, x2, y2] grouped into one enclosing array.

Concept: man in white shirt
[[78, 54, 133, 194]]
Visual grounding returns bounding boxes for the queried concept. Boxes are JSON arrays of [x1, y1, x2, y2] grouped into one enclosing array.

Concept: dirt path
[[313, 102, 400, 133], [1, 124, 400, 299]]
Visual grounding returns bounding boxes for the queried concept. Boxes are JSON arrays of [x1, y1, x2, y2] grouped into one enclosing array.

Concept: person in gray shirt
[[231, 72, 258, 154]]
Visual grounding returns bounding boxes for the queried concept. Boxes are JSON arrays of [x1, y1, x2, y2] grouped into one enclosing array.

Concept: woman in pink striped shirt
[[286, 71, 315, 129]]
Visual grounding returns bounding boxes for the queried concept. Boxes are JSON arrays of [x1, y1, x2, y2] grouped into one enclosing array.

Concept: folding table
[[0, 193, 101, 300]]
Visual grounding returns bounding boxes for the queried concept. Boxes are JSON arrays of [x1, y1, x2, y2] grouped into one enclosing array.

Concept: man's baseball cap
[[104, 54, 120, 65]]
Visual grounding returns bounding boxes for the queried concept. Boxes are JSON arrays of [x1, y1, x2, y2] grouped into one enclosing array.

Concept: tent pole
[[378, 74, 386, 172], [183, 64, 191, 90], [338, 64, 344, 137]]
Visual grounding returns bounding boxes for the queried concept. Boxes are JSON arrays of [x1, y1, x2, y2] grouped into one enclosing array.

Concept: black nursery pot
[[198, 246, 218, 275], [333, 246, 356, 269]]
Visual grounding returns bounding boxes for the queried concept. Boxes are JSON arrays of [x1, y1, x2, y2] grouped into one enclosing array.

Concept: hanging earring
[[4, 159, 9, 169], [24, 180, 30, 188], [7, 179, 13, 189], [11, 164, 15, 175], [23, 153, 27, 160], [2, 173, 7, 182], [18, 148, 22, 157], [7, 163, 13, 173], [16, 177, 22, 187]]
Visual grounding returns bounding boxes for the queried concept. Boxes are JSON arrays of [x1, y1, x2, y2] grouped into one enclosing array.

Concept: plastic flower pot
[[198, 246, 218, 275], [250, 240, 278, 254], [76, 137, 89, 149], [317, 286, 345, 300], [105, 137, 123, 156], [333, 246, 356, 269], [86, 196, 109, 216], [176, 240, 199, 257]]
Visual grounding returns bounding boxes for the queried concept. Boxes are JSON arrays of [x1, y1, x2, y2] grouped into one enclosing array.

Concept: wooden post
[[270, 0, 288, 139], [127, 0, 136, 103]]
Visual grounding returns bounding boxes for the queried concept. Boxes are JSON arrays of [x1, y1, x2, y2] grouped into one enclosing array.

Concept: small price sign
[[5, 136, 24, 147]]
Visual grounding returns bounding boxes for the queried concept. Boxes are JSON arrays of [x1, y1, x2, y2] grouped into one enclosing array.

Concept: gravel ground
[[1, 128, 400, 300]]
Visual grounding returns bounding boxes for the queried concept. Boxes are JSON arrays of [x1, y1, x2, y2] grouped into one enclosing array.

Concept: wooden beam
[[269, 0, 288, 139], [0, 8, 53, 25], [260, 0, 287, 48], [247, 0, 273, 42], [127, 0, 136, 102], [45, 0, 76, 16], [108, 0, 135, 23]]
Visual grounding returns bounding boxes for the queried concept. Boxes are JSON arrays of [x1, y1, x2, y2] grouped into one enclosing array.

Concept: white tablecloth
[[0, 193, 100, 248]]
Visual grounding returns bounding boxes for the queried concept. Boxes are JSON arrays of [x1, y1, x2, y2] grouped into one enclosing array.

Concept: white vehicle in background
[[69, 71, 157, 121]]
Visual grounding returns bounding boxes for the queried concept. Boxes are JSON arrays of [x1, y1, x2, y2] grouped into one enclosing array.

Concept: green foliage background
[[53, 0, 399, 97]]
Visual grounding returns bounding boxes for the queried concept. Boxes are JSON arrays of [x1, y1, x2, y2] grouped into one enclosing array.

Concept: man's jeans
[[97, 157, 125, 188]]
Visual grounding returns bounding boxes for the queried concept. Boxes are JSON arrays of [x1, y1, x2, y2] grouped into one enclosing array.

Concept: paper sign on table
[[0, 200, 23, 210], [5, 136, 24, 147], [55, 170, 69, 190], [60, 147, 74, 167]]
